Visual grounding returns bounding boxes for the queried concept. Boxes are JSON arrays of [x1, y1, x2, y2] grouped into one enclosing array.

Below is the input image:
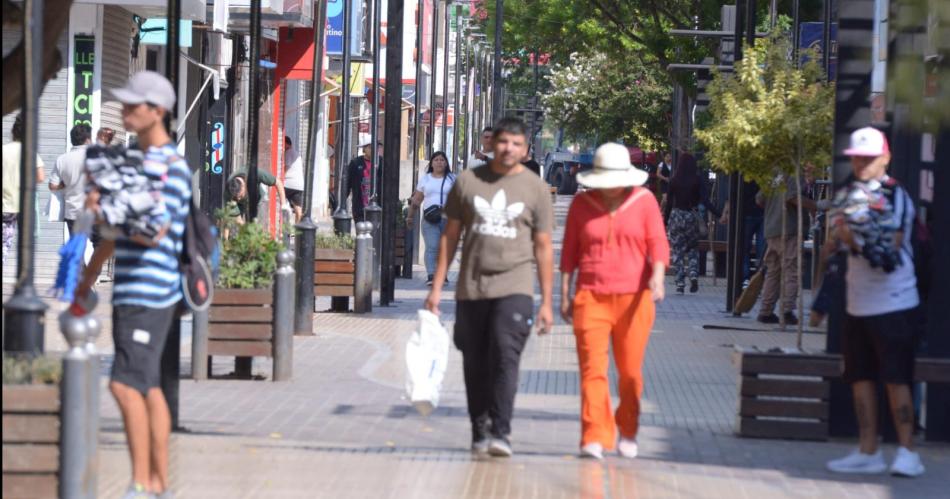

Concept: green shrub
[[2, 355, 62, 385], [315, 232, 354, 250], [217, 223, 282, 289]]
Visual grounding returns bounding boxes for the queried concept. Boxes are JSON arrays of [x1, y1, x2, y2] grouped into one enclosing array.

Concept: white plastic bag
[[405, 309, 450, 416]]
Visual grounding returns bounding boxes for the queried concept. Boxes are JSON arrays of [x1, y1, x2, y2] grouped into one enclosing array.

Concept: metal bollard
[[354, 221, 373, 313], [191, 308, 209, 380], [366, 204, 382, 290], [272, 248, 296, 381], [58, 312, 90, 499], [82, 315, 101, 499]]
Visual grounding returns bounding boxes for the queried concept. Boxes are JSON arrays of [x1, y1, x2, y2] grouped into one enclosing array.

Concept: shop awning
[[74, 0, 206, 22]]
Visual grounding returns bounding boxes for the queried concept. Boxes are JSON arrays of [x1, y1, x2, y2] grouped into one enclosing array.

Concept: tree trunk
[[1, 0, 74, 116]]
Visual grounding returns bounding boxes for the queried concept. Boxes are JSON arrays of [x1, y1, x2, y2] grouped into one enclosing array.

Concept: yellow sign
[[333, 62, 365, 95]]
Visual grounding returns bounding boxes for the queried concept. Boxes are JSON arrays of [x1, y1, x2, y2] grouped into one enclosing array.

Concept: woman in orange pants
[[560, 143, 670, 460]]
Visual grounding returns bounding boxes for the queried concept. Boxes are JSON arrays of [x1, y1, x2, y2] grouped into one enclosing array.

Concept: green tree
[[542, 51, 672, 148], [695, 33, 834, 346]]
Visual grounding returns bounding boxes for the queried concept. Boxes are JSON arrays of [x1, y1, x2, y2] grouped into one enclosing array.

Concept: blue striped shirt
[[112, 144, 192, 308]]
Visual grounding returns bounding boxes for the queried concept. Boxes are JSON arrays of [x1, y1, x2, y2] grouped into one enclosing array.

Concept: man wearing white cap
[[74, 71, 189, 498], [825, 127, 924, 477]]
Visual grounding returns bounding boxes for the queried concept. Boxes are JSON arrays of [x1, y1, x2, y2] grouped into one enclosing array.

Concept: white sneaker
[[826, 449, 887, 474], [580, 443, 603, 460], [890, 447, 925, 477], [617, 438, 638, 459]]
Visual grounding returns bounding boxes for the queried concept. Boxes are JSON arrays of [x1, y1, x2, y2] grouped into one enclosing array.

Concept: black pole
[[3, 0, 47, 357], [294, 0, 328, 336], [492, 0, 503, 120], [725, 0, 747, 314], [460, 38, 470, 169], [793, 0, 801, 62], [160, 0, 182, 432], [333, 0, 354, 235], [452, 11, 463, 166], [413, 0, 424, 185], [246, 0, 262, 221], [822, 0, 832, 78], [428, 0, 440, 157], [381, 0, 405, 305], [441, 1, 452, 154], [366, 0, 383, 290]]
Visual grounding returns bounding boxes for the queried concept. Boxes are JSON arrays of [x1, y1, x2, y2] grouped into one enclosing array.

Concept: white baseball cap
[[109, 71, 176, 111], [844, 127, 889, 157], [576, 143, 649, 189]]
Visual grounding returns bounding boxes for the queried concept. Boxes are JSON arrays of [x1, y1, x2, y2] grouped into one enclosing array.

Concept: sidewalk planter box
[[734, 348, 838, 441], [395, 227, 406, 271], [314, 248, 355, 305], [2, 384, 60, 498], [208, 288, 275, 378]]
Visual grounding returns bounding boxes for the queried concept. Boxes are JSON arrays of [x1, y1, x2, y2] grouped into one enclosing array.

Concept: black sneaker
[[783, 312, 799, 326], [757, 313, 780, 324], [676, 286, 685, 294], [689, 279, 699, 293], [425, 274, 434, 286]]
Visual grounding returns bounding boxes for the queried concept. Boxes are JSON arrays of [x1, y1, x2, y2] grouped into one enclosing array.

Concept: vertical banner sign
[[326, 0, 363, 56], [73, 35, 96, 126], [202, 94, 229, 215], [800, 22, 838, 81]]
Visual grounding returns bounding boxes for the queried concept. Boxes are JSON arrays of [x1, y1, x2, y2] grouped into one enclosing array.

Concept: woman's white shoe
[[580, 443, 604, 460], [618, 438, 638, 459]]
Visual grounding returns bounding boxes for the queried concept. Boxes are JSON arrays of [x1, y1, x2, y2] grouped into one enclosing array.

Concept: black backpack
[[180, 198, 220, 311]]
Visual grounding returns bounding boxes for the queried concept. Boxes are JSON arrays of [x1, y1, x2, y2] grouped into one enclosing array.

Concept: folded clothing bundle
[[84, 145, 169, 241], [830, 177, 903, 272]]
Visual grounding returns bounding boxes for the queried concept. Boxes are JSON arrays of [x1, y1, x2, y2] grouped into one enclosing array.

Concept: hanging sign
[[73, 35, 95, 127], [326, 0, 363, 57]]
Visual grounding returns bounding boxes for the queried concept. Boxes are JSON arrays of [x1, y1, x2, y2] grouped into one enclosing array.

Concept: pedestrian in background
[[467, 126, 494, 168], [97, 127, 116, 146], [73, 71, 190, 499], [283, 135, 305, 222], [826, 127, 924, 477], [49, 124, 96, 242], [560, 143, 669, 460], [755, 172, 815, 326], [425, 117, 554, 458], [664, 153, 720, 294], [346, 140, 383, 222], [407, 151, 455, 286], [2, 113, 46, 263], [224, 167, 287, 233]]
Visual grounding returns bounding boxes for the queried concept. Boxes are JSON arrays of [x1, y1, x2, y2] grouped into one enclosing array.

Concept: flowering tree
[[542, 52, 672, 149]]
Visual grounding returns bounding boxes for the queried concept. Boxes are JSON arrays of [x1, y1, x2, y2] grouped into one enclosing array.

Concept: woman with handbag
[[408, 151, 456, 286], [664, 153, 721, 294]]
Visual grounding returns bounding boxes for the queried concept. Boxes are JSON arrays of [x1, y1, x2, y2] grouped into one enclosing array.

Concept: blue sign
[[799, 22, 837, 81], [327, 0, 363, 56]]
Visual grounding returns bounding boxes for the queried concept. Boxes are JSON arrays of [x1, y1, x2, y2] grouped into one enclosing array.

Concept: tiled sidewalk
[[10, 194, 946, 498]]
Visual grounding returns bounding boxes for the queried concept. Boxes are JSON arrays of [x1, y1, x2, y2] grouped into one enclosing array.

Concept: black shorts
[[841, 308, 919, 385], [111, 304, 178, 395], [286, 188, 304, 208]]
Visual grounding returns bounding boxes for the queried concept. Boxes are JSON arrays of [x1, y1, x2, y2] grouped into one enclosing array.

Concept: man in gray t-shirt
[[426, 118, 553, 458], [49, 124, 96, 243]]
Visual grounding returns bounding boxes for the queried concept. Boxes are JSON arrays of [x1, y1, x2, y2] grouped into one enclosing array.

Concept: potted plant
[[695, 32, 836, 440], [207, 223, 282, 378], [2, 356, 62, 497]]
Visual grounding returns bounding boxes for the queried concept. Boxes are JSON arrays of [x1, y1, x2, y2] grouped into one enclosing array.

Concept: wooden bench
[[208, 288, 274, 378], [2, 384, 60, 498], [735, 348, 950, 441], [698, 239, 727, 253]]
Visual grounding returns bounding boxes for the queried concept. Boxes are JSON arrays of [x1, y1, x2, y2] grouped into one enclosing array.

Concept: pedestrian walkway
[[9, 195, 947, 498]]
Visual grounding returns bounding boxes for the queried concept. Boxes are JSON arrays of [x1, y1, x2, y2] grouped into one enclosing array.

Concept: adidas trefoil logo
[[473, 189, 524, 239]]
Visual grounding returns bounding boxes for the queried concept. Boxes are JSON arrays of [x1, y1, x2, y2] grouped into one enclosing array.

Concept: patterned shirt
[[112, 144, 191, 308]]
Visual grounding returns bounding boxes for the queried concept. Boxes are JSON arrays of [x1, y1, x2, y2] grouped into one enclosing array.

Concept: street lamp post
[[452, 14, 463, 166], [492, 0, 503, 120], [365, 0, 383, 290], [246, 0, 262, 221], [441, 1, 452, 156], [381, 0, 405, 305], [333, 0, 355, 235], [427, 0, 441, 156], [3, 0, 47, 357], [294, 0, 329, 336]]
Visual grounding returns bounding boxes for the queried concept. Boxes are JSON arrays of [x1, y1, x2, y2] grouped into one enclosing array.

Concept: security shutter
[[101, 6, 133, 146]]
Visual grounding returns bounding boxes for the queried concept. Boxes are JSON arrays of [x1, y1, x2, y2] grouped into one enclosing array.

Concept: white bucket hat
[[576, 143, 649, 189]]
